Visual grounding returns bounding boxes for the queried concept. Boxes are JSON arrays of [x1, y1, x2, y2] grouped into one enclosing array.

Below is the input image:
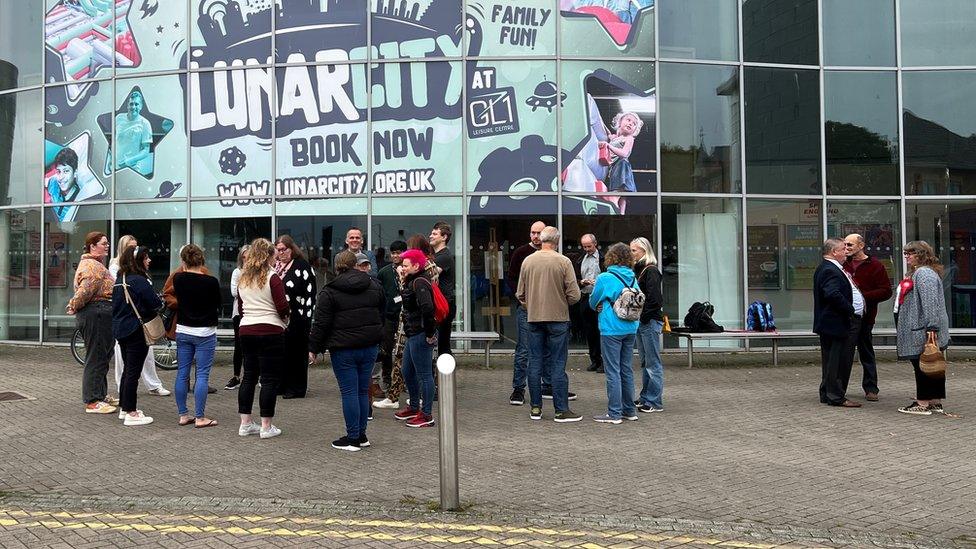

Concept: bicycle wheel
[[153, 339, 178, 371], [71, 329, 86, 365]]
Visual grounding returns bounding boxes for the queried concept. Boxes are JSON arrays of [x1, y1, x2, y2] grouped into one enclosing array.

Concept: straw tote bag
[[919, 331, 947, 377], [122, 274, 166, 345]]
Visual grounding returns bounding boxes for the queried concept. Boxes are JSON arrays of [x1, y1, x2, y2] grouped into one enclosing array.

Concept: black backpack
[[683, 301, 724, 333]]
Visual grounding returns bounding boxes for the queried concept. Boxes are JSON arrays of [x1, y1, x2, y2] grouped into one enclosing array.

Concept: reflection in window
[[901, 0, 976, 67], [747, 200, 822, 331], [827, 201, 900, 328], [821, 0, 895, 67], [559, 0, 655, 59], [658, 0, 737, 61], [742, 0, 818, 65], [906, 201, 976, 329], [661, 198, 742, 346], [744, 67, 821, 195], [1, 89, 43, 206], [115, 202, 188, 285], [660, 63, 740, 193], [277, 198, 367, 286], [1, 208, 41, 341], [190, 215, 271, 322], [903, 71, 976, 196], [42, 204, 110, 342], [0, 0, 43, 90], [825, 71, 898, 196]]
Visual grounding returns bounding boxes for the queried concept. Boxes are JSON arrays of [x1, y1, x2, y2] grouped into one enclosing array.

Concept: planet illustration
[[525, 80, 566, 113]]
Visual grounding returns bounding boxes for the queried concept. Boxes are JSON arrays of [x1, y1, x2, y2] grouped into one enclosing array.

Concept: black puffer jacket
[[402, 272, 436, 338], [308, 269, 385, 352]]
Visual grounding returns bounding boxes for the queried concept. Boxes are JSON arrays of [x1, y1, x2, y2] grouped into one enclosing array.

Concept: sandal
[[194, 418, 218, 428], [178, 417, 194, 426]]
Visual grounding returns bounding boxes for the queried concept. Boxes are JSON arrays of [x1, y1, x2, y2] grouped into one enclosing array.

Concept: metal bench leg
[[773, 340, 779, 366], [484, 342, 492, 370], [687, 339, 694, 369]]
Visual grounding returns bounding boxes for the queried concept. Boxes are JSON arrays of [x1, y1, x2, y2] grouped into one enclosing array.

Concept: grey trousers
[[78, 301, 114, 404]]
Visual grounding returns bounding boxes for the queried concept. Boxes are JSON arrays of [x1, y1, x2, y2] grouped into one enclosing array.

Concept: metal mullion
[[366, 3, 373, 253], [657, 57, 740, 67], [659, 192, 744, 199], [270, 4, 277, 239], [895, 0, 908, 270], [822, 65, 898, 72], [555, 1, 562, 251], [738, 0, 748, 336], [185, 0, 192, 249], [461, 0, 469, 342], [818, 0, 828, 238], [742, 61, 821, 71], [37, 0, 47, 343], [901, 65, 976, 72]]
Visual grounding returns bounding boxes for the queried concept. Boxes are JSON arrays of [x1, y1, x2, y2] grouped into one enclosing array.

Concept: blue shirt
[[588, 265, 640, 336]]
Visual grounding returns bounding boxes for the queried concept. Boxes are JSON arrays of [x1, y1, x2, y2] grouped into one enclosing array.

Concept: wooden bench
[[669, 328, 897, 368]]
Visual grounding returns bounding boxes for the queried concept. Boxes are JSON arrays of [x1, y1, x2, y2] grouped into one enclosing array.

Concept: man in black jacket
[[308, 251, 386, 451], [374, 240, 406, 403], [813, 238, 864, 408], [573, 234, 605, 372]]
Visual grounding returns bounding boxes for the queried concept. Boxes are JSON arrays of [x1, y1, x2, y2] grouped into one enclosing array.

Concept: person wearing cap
[[392, 248, 438, 428], [355, 252, 373, 274]]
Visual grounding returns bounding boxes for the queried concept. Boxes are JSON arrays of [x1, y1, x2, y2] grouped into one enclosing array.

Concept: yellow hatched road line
[[0, 508, 816, 549]]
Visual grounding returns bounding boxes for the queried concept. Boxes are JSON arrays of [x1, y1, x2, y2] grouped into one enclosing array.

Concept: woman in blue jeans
[[309, 251, 386, 451], [631, 237, 664, 413], [588, 243, 640, 424], [171, 244, 222, 428], [392, 249, 438, 428]]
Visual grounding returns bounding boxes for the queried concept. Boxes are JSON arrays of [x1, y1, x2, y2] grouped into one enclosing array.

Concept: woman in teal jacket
[[588, 243, 640, 424]]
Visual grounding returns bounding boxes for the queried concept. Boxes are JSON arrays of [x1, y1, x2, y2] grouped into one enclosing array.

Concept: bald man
[[842, 233, 893, 401]]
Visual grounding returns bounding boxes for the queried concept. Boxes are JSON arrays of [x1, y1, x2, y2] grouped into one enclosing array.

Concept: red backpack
[[413, 277, 450, 324]]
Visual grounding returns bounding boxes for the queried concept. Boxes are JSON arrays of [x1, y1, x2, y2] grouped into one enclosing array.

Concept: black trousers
[[911, 359, 946, 400], [280, 319, 310, 397], [232, 315, 243, 378], [819, 315, 860, 405], [855, 320, 879, 394], [239, 334, 283, 417], [380, 315, 398, 389], [118, 329, 149, 413], [78, 301, 114, 404], [437, 299, 456, 358], [581, 298, 602, 367]]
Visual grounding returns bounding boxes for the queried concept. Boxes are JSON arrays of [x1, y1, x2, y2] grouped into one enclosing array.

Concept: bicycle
[[71, 328, 178, 371]]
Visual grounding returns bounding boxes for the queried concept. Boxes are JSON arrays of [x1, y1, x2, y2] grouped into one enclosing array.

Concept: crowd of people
[[66, 222, 952, 451]]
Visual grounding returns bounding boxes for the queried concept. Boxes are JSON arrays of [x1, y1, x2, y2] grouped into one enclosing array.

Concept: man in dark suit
[[813, 238, 865, 408], [573, 234, 605, 372]]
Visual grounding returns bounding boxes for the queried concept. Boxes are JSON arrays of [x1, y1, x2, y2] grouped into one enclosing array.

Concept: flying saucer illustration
[[525, 80, 566, 113]]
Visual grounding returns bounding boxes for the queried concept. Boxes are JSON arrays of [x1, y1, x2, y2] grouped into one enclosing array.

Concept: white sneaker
[[372, 398, 398, 409], [123, 410, 154, 426], [118, 410, 126, 420], [148, 387, 171, 396], [238, 422, 262, 437], [260, 425, 281, 439]]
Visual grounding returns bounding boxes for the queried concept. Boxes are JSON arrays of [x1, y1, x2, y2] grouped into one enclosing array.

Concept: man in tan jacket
[[517, 226, 583, 423]]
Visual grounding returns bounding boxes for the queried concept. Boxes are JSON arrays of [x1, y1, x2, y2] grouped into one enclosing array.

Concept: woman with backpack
[[588, 243, 641, 424], [392, 248, 438, 428], [631, 237, 665, 413]]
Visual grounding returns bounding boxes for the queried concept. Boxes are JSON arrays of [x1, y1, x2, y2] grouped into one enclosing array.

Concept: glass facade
[[3, 1, 976, 346]]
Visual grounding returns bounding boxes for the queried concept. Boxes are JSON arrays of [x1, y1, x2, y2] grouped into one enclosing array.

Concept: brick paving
[[0, 344, 974, 548]]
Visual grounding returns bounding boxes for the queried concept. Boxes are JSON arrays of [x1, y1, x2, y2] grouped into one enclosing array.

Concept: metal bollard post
[[436, 354, 460, 511]]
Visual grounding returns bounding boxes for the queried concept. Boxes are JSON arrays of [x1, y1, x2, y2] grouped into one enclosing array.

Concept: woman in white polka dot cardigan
[[274, 235, 317, 399]]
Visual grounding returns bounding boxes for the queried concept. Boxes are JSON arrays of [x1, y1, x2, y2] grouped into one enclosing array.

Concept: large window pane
[[824, 71, 898, 196], [115, 0, 187, 74], [560, 1, 654, 58], [371, 0, 462, 60], [660, 63, 740, 193], [658, 0, 737, 61], [276, 1, 367, 63], [901, 1, 976, 67], [906, 201, 976, 329], [276, 198, 367, 285], [0, 208, 41, 341], [744, 67, 821, 195], [742, 0, 818, 65], [1, 89, 43, 206], [114, 202, 187, 284], [746, 199, 822, 331], [42, 204, 109, 342], [0, 0, 43, 90], [467, 196, 557, 349], [827, 201, 900, 329], [190, 0, 271, 69], [45, 83, 113, 209], [466, 0, 556, 57], [662, 197, 743, 345], [44, 0, 120, 85], [822, 0, 895, 67], [903, 71, 976, 196]]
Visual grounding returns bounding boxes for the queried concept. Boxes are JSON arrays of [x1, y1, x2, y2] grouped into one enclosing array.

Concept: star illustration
[[155, 41, 160, 46], [96, 87, 175, 180], [561, 4, 653, 47], [45, 132, 107, 219], [173, 22, 179, 28], [157, 25, 164, 33]]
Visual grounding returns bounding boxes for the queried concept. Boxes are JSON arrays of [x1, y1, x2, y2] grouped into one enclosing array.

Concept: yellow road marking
[[0, 508, 817, 548]]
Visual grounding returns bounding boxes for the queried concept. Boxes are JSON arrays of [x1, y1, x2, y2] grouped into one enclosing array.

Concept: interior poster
[[786, 224, 820, 290], [747, 225, 780, 289]]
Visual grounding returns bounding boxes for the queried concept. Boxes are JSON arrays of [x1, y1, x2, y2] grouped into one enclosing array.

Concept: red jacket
[[843, 255, 893, 325]]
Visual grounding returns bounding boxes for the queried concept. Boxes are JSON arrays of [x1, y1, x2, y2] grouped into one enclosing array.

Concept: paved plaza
[[0, 345, 974, 548]]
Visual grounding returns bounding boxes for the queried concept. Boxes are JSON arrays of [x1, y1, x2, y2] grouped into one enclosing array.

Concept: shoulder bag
[[122, 274, 166, 345]]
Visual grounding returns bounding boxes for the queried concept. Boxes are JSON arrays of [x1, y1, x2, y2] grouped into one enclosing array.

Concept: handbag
[[122, 274, 166, 345], [919, 331, 946, 377], [662, 314, 671, 333]]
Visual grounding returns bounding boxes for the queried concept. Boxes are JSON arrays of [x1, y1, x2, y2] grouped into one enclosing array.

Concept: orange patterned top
[[69, 254, 113, 311]]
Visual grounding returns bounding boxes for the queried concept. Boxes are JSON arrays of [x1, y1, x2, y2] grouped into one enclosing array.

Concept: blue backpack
[[746, 301, 776, 332]]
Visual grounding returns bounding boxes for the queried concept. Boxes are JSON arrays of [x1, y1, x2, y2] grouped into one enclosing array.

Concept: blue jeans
[[601, 333, 637, 419], [175, 332, 216, 417], [528, 321, 570, 411], [402, 332, 434, 415], [513, 305, 551, 390], [636, 320, 664, 408], [331, 346, 378, 440]]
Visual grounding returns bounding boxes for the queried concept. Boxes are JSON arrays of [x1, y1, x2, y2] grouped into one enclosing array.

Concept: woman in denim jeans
[[630, 237, 664, 413], [171, 244, 221, 428], [392, 249, 438, 428], [588, 243, 640, 424]]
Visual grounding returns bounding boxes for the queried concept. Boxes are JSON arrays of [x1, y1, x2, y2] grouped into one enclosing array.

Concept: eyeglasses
[[903, 251, 917, 256]]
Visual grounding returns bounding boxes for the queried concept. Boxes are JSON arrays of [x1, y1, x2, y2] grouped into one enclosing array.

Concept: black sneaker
[[554, 410, 583, 423], [639, 404, 664, 413], [586, 362, 600, 372], [207, 385, 217, 394], [367, 409, 373, 421], [509, 389, 525, 405], [530, 406, 542, 420], [331, 436, 362, 452], [224, 377, 241, 390], [358, 435, 370, 447], [541, 389, 577, 401]]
